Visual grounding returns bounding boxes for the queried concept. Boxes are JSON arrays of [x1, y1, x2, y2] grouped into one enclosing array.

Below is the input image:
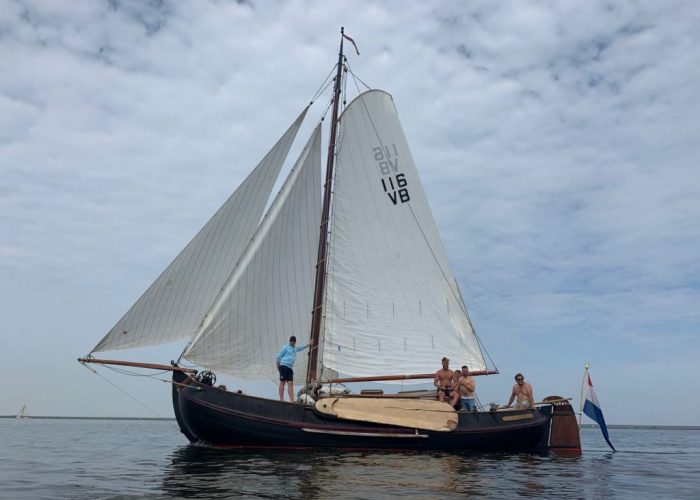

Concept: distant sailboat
[[16, 405, 28, 419], [79, 28, 580, 452]]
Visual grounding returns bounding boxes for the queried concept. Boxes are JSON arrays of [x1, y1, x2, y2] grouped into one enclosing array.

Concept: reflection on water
[[161, 446, 588, 499], [159, 432, 700, 499], [162, 446, 329, 499], [1, 420, 699, 499]]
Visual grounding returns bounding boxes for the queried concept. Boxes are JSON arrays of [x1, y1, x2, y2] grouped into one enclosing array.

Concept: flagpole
[[583, 366, 616, 452], [579, 362, 589, 428]]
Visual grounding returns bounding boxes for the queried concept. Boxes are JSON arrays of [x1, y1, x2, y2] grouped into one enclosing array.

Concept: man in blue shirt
[[276, 335, 309, 402]]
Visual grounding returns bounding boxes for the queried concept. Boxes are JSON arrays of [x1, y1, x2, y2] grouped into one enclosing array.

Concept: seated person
[[506, 373, 534, 409], [433, 357, 456, 404]]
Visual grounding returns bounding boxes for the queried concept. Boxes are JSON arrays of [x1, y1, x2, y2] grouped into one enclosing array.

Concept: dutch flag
[[583, 370, 616, 452]]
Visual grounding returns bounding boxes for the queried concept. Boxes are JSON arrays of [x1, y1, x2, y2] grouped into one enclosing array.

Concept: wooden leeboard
[[315, 397, 458, 432]]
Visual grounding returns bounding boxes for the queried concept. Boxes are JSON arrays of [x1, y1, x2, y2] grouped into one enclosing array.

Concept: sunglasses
[[516, 378, 524, 381]]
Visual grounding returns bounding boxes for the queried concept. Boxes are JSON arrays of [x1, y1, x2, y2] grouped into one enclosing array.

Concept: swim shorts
[[278, 365, 293, 382]]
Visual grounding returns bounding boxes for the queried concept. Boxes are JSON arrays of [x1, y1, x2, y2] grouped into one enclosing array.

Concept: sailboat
[[80, 29, 579, 452], [16, 405, 28, 419]]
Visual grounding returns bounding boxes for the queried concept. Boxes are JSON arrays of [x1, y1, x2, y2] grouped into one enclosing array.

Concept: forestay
[[92, 109, 308, 353], [321, 90, 486, 379], [184, 125, 322, 380]]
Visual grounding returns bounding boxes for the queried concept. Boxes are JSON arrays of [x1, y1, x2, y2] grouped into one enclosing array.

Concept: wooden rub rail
[[77, 357, 197, 373]]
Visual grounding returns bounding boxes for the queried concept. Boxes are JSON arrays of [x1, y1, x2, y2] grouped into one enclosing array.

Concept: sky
[[1, 0, 699, 426]]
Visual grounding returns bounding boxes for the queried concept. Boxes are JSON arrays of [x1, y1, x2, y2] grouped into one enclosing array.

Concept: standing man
[[434, 357, 456, 403], [456, 365, 477, 411], [276, 336, 309, 402], [506, 373, 535, 409]]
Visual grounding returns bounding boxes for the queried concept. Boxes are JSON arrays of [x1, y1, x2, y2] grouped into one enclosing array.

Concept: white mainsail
[[184, 124, 322, 380], [320, 90, 486, 379], [92, 109, 308, 353]]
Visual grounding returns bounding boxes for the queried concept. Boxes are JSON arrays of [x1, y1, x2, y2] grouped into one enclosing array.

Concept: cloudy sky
[[1, 0, 698, 426]]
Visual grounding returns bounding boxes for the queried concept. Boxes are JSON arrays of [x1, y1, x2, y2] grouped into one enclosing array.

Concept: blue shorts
[[461, 397, 476, 411], [278, 365, 293, 382]]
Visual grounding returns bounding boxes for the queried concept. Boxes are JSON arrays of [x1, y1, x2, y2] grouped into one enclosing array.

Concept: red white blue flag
[[583, 370, 616, 451]]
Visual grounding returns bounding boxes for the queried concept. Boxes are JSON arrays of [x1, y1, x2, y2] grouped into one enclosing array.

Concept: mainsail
[[184, 124, 322, 379], [320, 90, 486, 379], [92, 109, 308, 353]]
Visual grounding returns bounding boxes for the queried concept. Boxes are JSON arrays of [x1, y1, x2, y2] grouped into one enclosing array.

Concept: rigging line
[[348, 71, 366, 97], [80, 363, 163, 418], [405, 202, 498, 371], [310, 64, 339, 103], [319, 94, 334, 125], [345, 60, 371, 92], [453, 282, 497, 371], [315, 78, 337, 111], [103, 365, 171, 378]]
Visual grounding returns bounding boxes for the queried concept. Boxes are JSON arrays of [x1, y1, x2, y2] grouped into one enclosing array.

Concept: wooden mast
[[306, 28, 345, 383]]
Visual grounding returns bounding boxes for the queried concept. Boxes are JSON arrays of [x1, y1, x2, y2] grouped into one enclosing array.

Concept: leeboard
[[315, 397, 458, 432]]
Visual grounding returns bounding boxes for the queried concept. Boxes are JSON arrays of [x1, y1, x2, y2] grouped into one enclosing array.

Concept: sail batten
[[183, 125, 323, 379], [92, 108, 308, 353], [320, 90, 486, 379]]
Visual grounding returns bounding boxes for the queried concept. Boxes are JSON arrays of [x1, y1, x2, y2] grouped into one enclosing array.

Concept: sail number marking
[[373, 144, 410, 205]]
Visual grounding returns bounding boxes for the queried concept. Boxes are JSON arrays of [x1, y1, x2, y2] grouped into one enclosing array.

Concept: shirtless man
[[456, 365, 477, 411], [506, 373, 534, 409], [450, 368, 463, 408], [434, 357, 456, 404]]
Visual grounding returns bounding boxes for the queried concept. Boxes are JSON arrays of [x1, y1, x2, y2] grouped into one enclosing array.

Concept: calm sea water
[[1, 419, 698, 499]]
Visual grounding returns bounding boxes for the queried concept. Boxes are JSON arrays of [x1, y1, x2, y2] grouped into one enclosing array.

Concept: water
[[1, 419, 699, 499]]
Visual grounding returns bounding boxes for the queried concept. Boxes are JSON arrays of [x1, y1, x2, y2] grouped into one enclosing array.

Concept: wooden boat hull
[[172, 371, 553, 451]]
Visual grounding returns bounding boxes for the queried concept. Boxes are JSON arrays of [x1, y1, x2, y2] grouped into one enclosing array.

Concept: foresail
[[184, 124, 322, 380], [92, 108, 308, 353], [321, 90, 486, 379]]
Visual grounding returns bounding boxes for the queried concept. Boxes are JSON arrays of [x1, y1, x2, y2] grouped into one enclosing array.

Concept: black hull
[[172, 371, 553, 452]]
